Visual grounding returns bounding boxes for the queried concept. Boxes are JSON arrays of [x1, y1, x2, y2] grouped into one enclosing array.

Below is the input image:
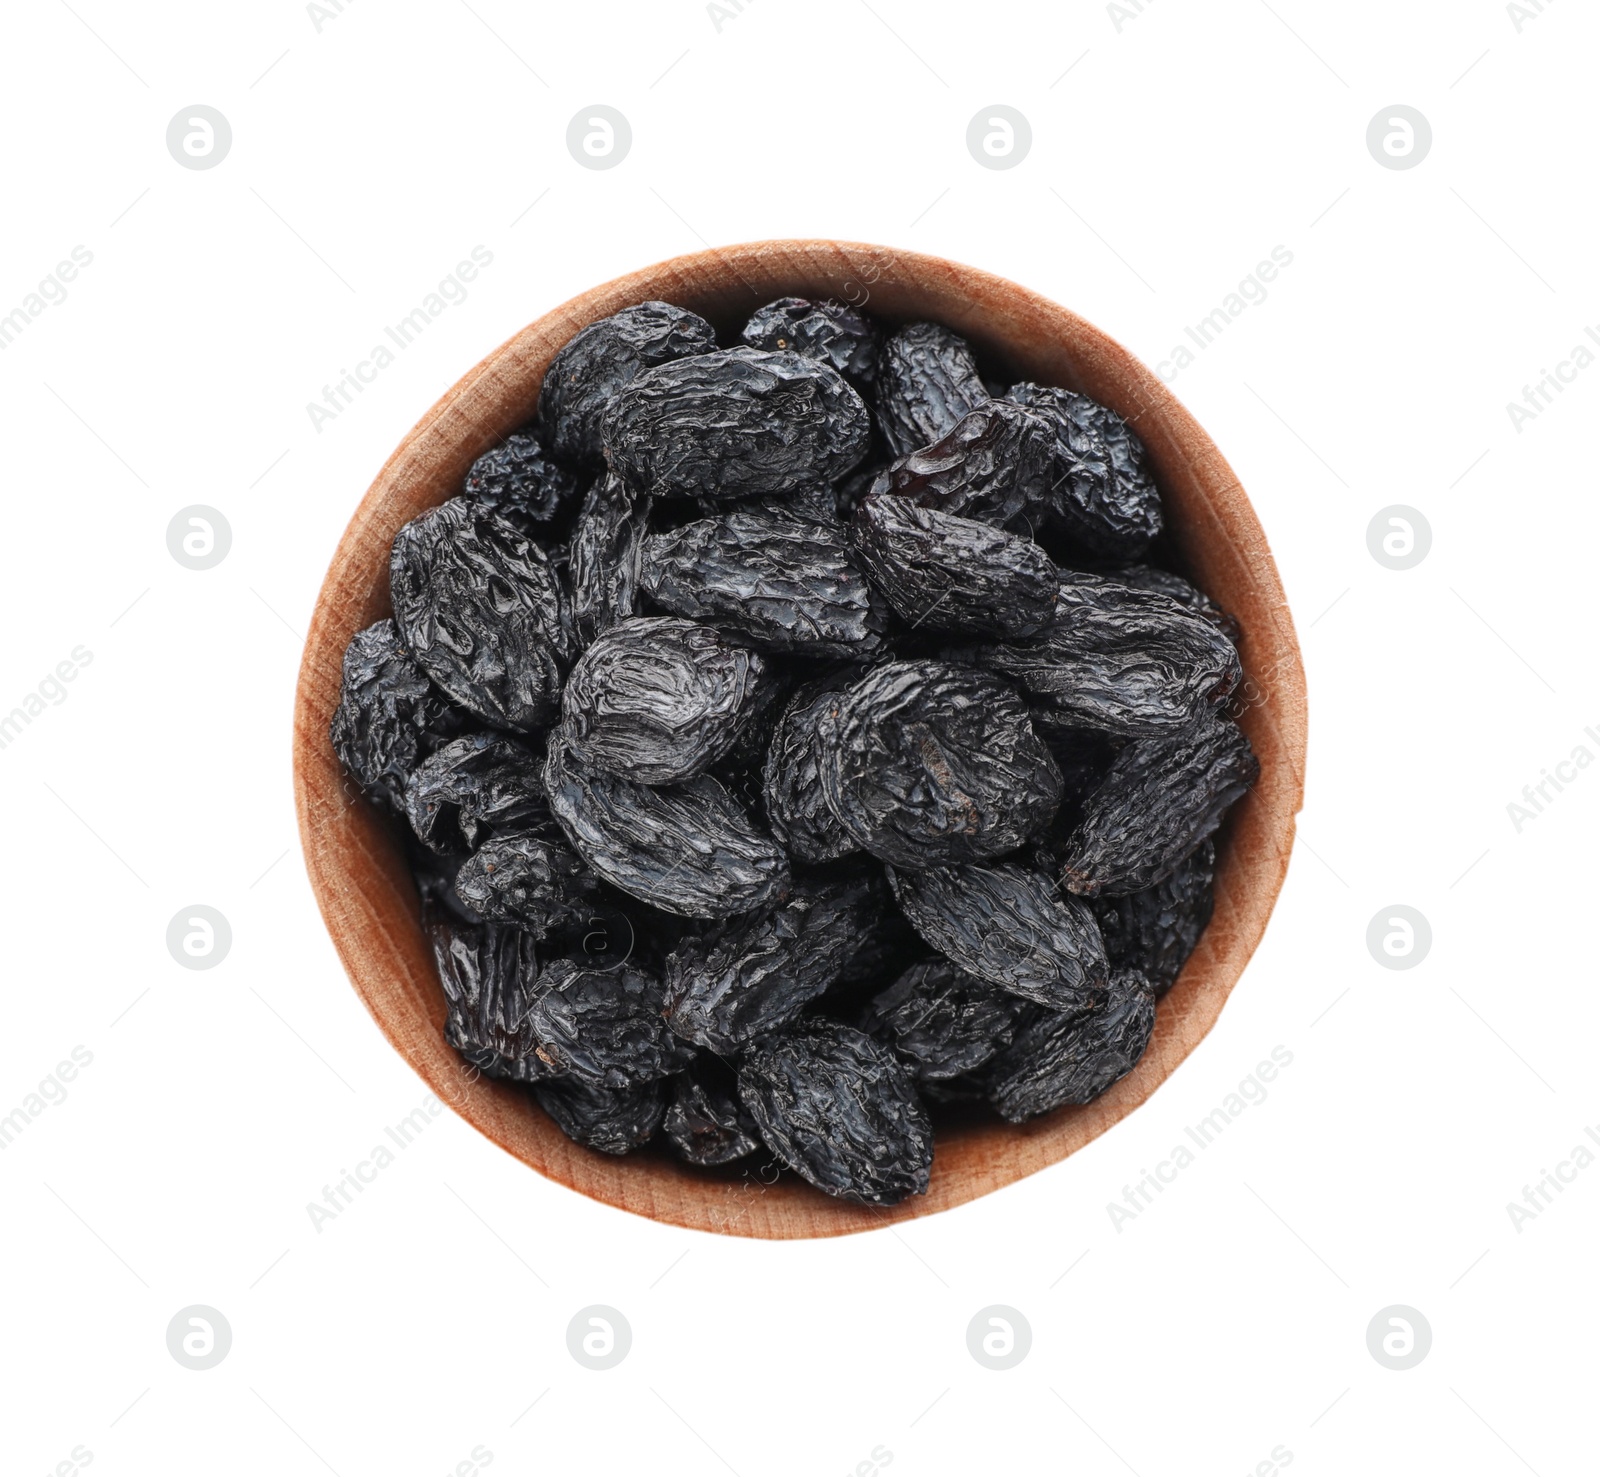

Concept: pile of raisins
[[331, 297, 1257, 1208]]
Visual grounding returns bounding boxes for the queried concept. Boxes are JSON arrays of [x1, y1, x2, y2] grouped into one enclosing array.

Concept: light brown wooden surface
[[292, 240, 1309, 1240]]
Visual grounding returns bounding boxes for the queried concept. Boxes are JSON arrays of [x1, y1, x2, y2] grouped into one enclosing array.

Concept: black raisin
[[534, 1077, 666, 1154], [740, 296, 881, 390], [559, 616, 770, 785], [330, 619, 465, 813], [737, 1021, 933, 1206], [390, 498, 571, 733], [1107, 563, 1242, 646], [957, 572, 1242, 736], [818, 661, 1061, 869], [641, 505, 889, 658], [521, 958, 694, 1088], [1091, 838, 1215, 997], [543, 737, 790, 919], [878, 398, 1056, 533], [1058, 716, 1258, 897], [874, 321, 988, 458], [886, 860, 1109, 1012], [602, 348, 871, 501], [1005, 383, 1161, 558], [663, 1058, 761, 1166], [454, 830, 601, 936], [427, 916, 555, 1081], [860, 958, 1027, 1082], [463, 427, 581, 530], [762, 674, 861, 864], [538, 301, 717, 466], [569, 474, 648, 647], [663, 872, 886, 1052], [404, 732, 548, 852], [850, 493, 1058, 637], [985, 967, 1156, 1121]]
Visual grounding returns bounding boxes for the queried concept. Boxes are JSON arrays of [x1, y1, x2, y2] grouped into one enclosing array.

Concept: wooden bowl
[[293, 240, 1307, 1240]]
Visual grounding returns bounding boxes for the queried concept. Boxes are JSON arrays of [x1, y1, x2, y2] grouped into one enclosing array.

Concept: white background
[[2, 1, 1596, 1473]]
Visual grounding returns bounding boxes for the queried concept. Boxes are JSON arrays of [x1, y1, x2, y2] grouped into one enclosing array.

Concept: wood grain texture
[[292, 240, 1308, 1240]]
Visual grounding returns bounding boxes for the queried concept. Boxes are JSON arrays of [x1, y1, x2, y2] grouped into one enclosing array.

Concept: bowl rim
[[293, 237, 1308, 1240]]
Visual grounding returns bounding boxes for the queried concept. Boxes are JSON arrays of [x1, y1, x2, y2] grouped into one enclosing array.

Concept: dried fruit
[[602, 347, 871, 501], [1107, 563, 1242, 646], [738, 1021, 934, 1205], [534, 1077, 667, 1154], [767, 484, 840, 525], [428, 916, 553, 1081], [1058, 717, 1258, 897], [1004, 382, 1162, 557], [641, 505, 889, 657], [887, 861, 1108, 1012], [538, 301, 717, 465], [762, 674, 861, 864], [740, 296, 880, 389], [958, 572, 1242, 736], [861, 959, 1026, 1082], [404, 733, 548, 852], [454, 830, 600, 936], [850, 494, 1057, 636], [543, 737, 790, 919], [330, 619, 464, 813], [463, 428, 580, 529], [521, 958, 693, 1087], [878, 398, 1056, 533], [818, 661, 1061, 869], [390, 498, 571, 732], [986, 967, 1157, 1121], [664, 872, 885, 1052], [569, 474, 648, 647], [1091, 838, 1215, 996], [560, 617, 769, 784], [663, 1059, 761, 1166], [874, 321, 988, 458]]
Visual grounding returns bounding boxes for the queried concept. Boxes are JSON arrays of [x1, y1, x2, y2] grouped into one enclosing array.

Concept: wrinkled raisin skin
[[738, 1022, 934, 1206], [1059, 717, 1258, 897], [663, 1059, 761, 1167], [602, 347, 872, 502], [887, 861, 1109, 1012], [1092, 838, 1215, 996], [664, 872, 885, 1053], [534, 1077, 667, 1155], [463, 428, 580, 529], [958, 572, 1242, 737], [1005, 382, 1162, 558], [538, 301, 717, 466], [560, 616, 769, 785], [985, 968, 1157, 1122], [523, 959, 694, 1088], [569, 474, 648, 647], [741, 296, 880, 390], [642, 505, 889, 658], [879, 398, 1056, 533], [330, 619, 464, 814], [404, 733, 548, 853], [851, 494, 1057, 637], [389, 498, 570, 733], [861, 958, 1026, 1083], [762, 674, 861, 864], [454, 830, 599, 937], [543, 738, 790, 919], [818, 661, 1061, 869], [874, 321, 989, 459]]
